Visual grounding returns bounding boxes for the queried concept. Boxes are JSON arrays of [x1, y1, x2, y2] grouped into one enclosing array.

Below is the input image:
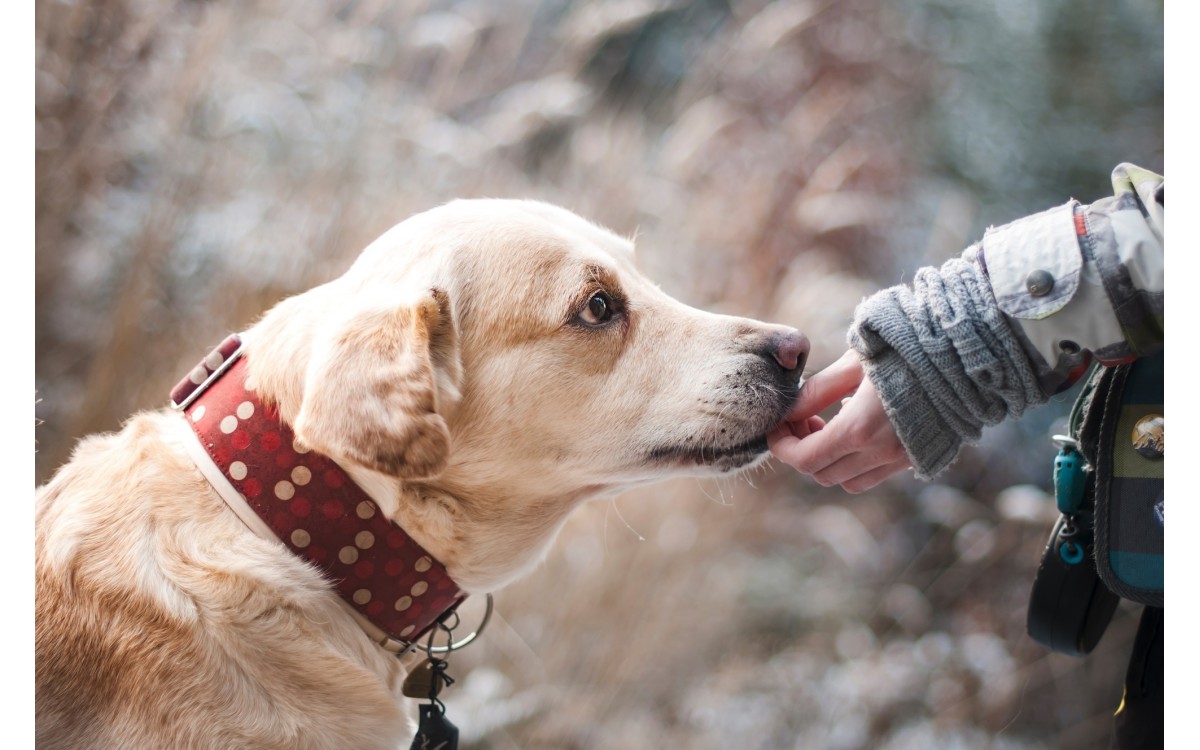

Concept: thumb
[[786, 349, 864, 421]]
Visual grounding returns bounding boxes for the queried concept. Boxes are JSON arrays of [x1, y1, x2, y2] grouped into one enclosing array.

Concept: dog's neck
[[173, 338, 467, 648], [342, 463, 591, 594]]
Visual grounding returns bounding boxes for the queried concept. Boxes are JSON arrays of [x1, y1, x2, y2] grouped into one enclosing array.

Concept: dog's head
[[247, 200, 806, 588]]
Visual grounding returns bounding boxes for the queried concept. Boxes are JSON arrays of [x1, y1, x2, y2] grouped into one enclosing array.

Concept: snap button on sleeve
[[1025, 269, 1055, 297], [980, 201, 1080, 319]]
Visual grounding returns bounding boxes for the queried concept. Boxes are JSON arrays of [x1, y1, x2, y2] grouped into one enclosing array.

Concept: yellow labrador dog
[[36, 199, 808, 749]]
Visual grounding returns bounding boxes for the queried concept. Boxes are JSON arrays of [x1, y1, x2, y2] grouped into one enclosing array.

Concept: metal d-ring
[[425, 593, 494, 655]]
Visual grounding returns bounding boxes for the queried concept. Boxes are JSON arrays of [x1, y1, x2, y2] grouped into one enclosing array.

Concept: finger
[[787, 350, 864, 421], [768, 421, 804, 445], [767, 426, 801, 458], [812, 438, 909, 485], [769, 419, 852, 476], [839, 459, 911, 494], [767, 414, 827, 450], [811, 450, 893, 488]]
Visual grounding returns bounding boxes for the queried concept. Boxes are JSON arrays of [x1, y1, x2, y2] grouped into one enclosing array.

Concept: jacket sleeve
[[848, 164, 1164, 479], [979, 163, 1163, 393]]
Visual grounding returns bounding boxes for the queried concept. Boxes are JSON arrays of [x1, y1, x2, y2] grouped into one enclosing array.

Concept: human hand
[[768, 349, 911, 493]]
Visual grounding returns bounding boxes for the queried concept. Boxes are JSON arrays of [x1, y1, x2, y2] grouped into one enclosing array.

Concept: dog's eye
[[579, 292, 614, 326]]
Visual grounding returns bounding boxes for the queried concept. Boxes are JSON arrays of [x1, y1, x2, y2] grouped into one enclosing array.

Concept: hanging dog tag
[[408, 703, 459, 750], [402, 659, 446, 699]]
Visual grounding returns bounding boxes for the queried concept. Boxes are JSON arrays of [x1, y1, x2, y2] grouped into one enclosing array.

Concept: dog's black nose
[[770, 330, 810, 373]]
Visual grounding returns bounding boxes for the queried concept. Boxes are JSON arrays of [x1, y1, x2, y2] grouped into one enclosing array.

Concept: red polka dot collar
[[171, 334, 465, 652]]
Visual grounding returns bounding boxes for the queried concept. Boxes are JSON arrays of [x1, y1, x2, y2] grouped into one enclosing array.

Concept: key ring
[[1051, 434, 1079, 451], [424, 593, 494, 655]]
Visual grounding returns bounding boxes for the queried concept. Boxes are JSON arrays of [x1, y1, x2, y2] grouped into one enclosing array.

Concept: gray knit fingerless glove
[[848, 253, 1048, 479]]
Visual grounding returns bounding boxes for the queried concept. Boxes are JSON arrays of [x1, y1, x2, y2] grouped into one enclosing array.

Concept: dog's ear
[[293, 288, 461, 479]]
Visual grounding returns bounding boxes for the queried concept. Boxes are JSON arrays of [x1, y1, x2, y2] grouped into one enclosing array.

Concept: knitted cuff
[[848, 256, 1048, 479]]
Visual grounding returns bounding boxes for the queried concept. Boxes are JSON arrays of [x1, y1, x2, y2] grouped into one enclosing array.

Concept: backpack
[[1026, 352, 1163, 655]]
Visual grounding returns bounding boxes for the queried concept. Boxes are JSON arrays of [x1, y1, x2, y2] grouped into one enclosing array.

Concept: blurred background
[[35, 0, 1163, 747]]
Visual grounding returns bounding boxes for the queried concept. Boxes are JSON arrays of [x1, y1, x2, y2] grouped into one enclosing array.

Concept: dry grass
[[36, 1, 1160, 747]]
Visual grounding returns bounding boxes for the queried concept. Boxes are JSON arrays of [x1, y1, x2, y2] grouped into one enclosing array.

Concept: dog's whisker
[[608, 498, 645, 542], [694, 479, 722, 506]]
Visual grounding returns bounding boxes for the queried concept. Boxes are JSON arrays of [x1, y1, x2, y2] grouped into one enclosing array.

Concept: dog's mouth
[[645, 433, 769, 471], [642, 375, 800, 474]]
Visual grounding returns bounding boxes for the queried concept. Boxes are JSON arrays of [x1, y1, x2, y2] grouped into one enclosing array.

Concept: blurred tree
[[34, 2, 1162, 747]]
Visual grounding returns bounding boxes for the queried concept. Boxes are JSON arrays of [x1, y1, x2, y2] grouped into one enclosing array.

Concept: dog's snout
[[769, 330, 810, 374]]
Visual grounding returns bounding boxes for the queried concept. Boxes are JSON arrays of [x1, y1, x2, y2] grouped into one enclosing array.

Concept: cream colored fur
[[36, 199, 807, 749]]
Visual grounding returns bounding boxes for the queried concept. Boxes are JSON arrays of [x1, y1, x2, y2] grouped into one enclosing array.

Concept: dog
[[36, 199, 808, 749]]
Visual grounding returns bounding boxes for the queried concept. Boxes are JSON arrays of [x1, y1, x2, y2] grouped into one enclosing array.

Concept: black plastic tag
[[409, 704, 459, 750]]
